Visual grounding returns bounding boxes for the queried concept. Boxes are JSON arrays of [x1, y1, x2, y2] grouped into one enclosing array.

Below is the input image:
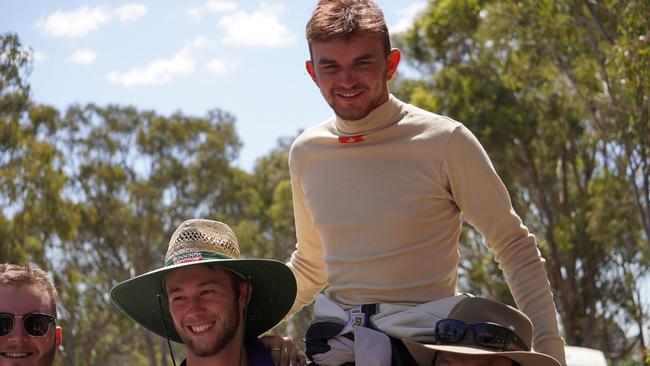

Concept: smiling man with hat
[[402, 297, 561, 366], [111, 219, 298, 366]]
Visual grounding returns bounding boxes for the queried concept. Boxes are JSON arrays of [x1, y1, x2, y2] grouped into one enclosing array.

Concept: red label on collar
[[338, 135, 364, 143]]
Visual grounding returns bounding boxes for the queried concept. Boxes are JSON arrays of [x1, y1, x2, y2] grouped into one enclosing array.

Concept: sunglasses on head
[[434, 318, 529, 352], [0, 312, 56, 337]]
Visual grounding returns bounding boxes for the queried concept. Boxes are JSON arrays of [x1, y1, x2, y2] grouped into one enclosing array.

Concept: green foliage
[[0, 33, 74, 267], [49, 103, 247, 365], [0, 33, 31, 96], [1, 31, 312, 364]]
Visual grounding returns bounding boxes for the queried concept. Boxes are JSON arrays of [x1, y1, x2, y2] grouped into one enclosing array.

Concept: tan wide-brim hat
[[404, 339, 560, 366], [110, 219, 297, 342], [402, 297, 561, 366]]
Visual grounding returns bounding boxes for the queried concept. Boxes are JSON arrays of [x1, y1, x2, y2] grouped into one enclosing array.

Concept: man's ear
[[55, 326, 63, 349], [385, 48, 401, 80], [239, 282, 252, 307], [306, 60, 319, 86]]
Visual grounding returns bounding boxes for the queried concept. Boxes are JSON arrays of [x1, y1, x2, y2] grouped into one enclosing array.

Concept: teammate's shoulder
[[396, 103, 463, 136], [291, 118, 334, 151]]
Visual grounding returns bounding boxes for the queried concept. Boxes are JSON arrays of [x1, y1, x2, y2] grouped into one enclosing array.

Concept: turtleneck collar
[[333, 94, 403, 137]]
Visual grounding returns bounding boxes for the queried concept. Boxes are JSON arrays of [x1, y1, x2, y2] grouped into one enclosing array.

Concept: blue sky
[[2, 0, 426, 172]]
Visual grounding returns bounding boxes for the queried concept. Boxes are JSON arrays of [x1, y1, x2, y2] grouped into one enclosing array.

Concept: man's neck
[[184, 343, 248, 366]]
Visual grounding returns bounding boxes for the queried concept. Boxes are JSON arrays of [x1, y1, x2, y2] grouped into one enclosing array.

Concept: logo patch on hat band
[[165, 251, 233, 267], [171, 252, 204, 265]]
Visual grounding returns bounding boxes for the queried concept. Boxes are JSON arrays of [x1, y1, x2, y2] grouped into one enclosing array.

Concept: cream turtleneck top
[[287, 95, 565, 364]]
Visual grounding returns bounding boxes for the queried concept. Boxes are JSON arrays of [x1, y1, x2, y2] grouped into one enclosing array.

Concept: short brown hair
[[0, 263, 58, 316], [162, 264, 245, 300], [306, 0, 391, 57]]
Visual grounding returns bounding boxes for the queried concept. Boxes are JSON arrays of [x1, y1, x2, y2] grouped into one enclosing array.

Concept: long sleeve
[[285, 144, 328, 317], [443, 125, 565, 364]]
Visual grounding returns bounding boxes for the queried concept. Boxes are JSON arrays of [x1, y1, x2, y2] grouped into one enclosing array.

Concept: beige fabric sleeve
[[285, 146, 328, 317], [443, 125, 566, 364]]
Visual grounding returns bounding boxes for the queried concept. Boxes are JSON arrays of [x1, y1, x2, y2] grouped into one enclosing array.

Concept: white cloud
[[218, 3, 294, 48], [205, 58, 237, 76], [180, 36, 212, 54], [33, 51, 47, 63], [187, 6, 203, 22], [37, 6, 110, 38], [67, 48, 97, 65], [206, 0, 237, 12], [106, 55, 194, 87], [106, 37, 211, 87], [392, 2, 427, 33], [115, 3, 148, 23], [36, 4, 147, 38], [187, 1, 237, 22]]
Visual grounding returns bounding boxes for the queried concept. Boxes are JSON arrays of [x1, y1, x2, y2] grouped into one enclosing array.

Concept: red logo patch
[[338, 135, 364, 143], [172, 253, 203, 265]]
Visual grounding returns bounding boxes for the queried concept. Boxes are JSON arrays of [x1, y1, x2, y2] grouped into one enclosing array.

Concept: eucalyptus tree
[[50, 104, 244, 365], [0, 33, 75, 267], [1, 31, 304, 364]]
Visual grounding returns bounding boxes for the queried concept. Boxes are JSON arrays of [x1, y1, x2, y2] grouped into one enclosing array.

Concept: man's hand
[[260, 335, 306, 366]]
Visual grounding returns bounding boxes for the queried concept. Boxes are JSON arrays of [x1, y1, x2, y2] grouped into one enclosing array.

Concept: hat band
[[165, 251, 233, 266]]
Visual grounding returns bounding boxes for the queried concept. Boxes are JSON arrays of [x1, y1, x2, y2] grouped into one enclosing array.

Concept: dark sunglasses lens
[[0, 314, 13, 336], [24, 314, 52, 336], [474, 323, 507, 350], [435, 319, 466, 343]]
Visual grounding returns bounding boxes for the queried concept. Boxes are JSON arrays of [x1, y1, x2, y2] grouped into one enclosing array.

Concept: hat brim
[[402, 338, 561, 366], [110, 258, 296, 342]]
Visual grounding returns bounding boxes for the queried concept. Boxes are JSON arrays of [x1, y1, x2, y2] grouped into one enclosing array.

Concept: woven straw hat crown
[[165, 219, 240, 265]]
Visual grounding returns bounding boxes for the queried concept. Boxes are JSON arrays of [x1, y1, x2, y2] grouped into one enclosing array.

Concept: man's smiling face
[[0, 285, 60, 366], [306, 34, 400, 121], [165, 265, 245, 358]]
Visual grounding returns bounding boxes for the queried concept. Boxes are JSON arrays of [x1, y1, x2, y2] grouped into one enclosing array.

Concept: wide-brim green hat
[[110, 219, 297, 342]]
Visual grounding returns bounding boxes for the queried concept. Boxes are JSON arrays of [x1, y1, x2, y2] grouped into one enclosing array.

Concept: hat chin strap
[[157, 294, 178, 366], [237, 281, 252, 366], [237, 303, 248, 366]]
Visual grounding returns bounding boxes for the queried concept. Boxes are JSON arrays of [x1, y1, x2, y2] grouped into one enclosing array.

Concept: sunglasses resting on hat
[[403, 297, 561, 366], [0, 312, 56, 337], [435, 318, 529, 352]]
